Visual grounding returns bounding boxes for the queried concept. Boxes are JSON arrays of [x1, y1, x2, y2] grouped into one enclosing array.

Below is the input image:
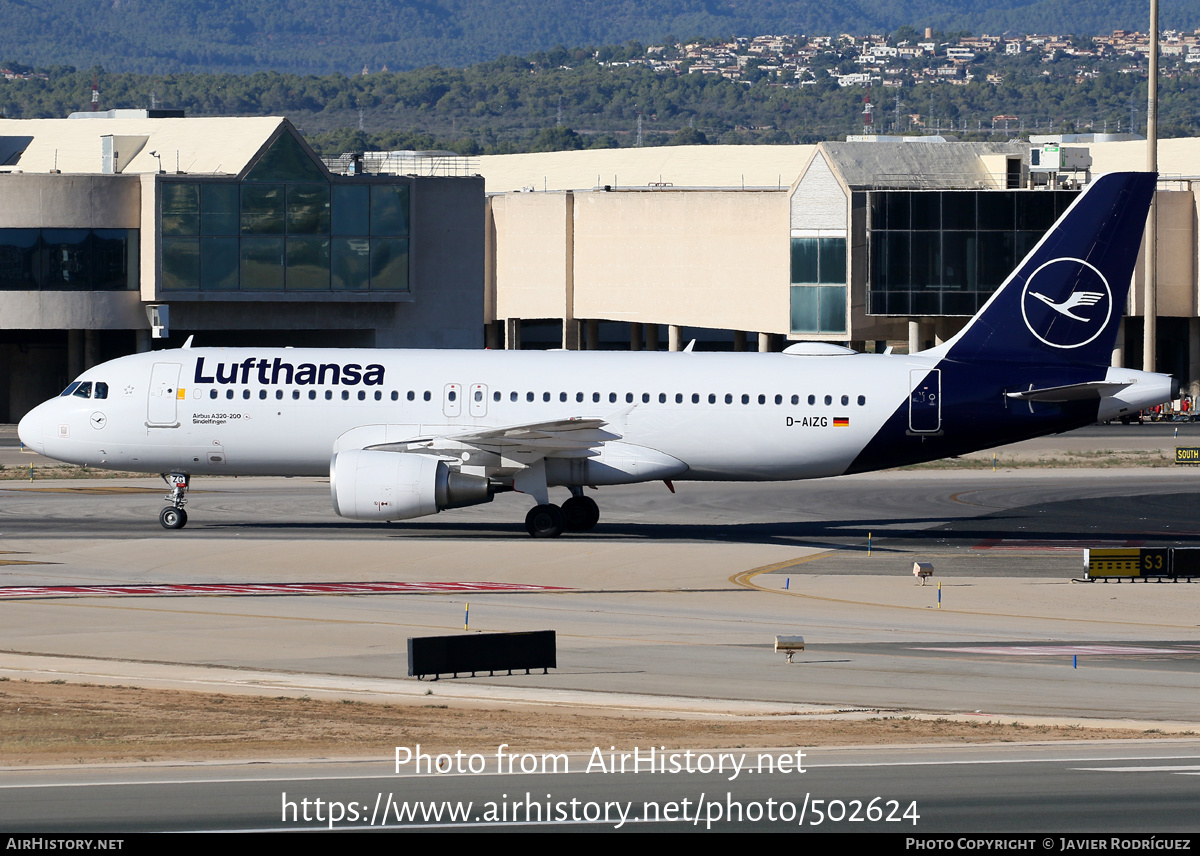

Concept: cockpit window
[[71, 382, 92, 399], [60, 382, 81, 397], [94, 382, 108, 400]]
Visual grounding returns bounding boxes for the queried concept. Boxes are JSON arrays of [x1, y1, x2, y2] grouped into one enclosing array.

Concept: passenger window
[[511, 391, 519, 402], [391, 391, 399, 401], [242, 389, 250, 400], [659, 393, 667, 404], [576, 392, 584, 402], [792, 395, 800, 405], [292, 390, 300, 400], [559, 392, 567, 402], [774, 394, 782, 405], [308, 390, 316, 400], [341, 390, 350, 400], [527, 392, 534, 402], [492, 391, 500, 402], [448, 390, 456, 402], [210, 389, 218, 400], [626, 393, 634, 403], [741, 394, 749, 405], [858, 395, 866, 406], [708, 394, 716, 404], [757, 394, 765, 405], [807, 395, 815, 405], [725, 394, 733, 404], [475, 390, 483, 402], [325, 390, 333, 400], [692, 394, 700, 404], [642, 393, 650, 403], [72, 382, 92, 399], [423, 391, 431, 401], [276, 390, 283, 400], [226, 390, 234, 400], [841, 395, 849, 406], [60, 382, 80, 397], [407, 391, 415, 401], [543, 392, 551, 402], [592, 392, 600, 403], [259, 389, 267, 400], [675, 393, 683, 404], [609, 393, 617, 403], [358, 391, 366, 401], [824, 395, 832, 405], [374, 391, 381, 401], [94, 382, 108, 400]]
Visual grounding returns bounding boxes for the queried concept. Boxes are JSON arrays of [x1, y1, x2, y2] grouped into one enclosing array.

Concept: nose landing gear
[[160, 473, 190, 529]]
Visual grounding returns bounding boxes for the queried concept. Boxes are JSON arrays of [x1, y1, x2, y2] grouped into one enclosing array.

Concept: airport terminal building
[[0, 113, 484, 422], [482, 139, 1200, 392], [3, 111, 1200, 421]]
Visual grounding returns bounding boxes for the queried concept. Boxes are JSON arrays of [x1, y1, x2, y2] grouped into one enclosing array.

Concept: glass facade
[[789, 235, 847, 335], [160, 133, 410, 293], [0, 228, 138, 290], [867, 189, 1077, 316]]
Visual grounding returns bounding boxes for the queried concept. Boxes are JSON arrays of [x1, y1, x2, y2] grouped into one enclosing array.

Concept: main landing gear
[[159, 473, 190, 530], [524, 494, 600, 538]]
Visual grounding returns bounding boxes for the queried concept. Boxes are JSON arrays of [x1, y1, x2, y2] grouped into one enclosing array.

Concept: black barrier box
[[408, 630, 556, 679], [1172, 548, 1200, 579]]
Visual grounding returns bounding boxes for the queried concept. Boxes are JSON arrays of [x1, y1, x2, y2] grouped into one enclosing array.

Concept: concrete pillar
[[644, 323, 659, 352], [1111, 318, 1125, 368], [135, 329, 152, 354], [1189, 318, 1200, 398], [629, 322, 643, 351], [67, 330, 84, 379], [907, 319, 921, 354], [668, 324, 683, 352], [562, 318, 580, 350], [504, 318, 521, 350], [757, 332, 771, 352], [733, 331, 747, 352], [585, 319, 599, 351], [83, 330, 99, 369]]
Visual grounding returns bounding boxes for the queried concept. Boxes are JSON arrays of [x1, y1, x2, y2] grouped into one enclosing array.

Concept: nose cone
[[17, 404, 45, 455]]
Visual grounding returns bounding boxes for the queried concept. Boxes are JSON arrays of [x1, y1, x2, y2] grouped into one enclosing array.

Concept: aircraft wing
[[370, 417, 621, 459]]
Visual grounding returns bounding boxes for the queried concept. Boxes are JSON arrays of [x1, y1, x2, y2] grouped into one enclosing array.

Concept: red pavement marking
[[0, 581, 569, 600], [972, 539, 1144, 551]]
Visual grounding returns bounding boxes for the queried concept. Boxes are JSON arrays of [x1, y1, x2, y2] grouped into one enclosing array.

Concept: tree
[[529, 125, 584, 152]]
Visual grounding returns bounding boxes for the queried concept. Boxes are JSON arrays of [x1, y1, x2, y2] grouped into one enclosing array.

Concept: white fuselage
[[19, 347, 928, 483]]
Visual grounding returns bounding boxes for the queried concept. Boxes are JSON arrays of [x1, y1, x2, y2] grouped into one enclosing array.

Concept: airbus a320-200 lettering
[[18, 172, 1176, 537]]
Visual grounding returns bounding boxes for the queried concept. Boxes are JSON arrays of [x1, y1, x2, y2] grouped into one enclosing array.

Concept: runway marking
[[973, 539, 1143, 550], [0, 486, 169, 495], [0, 581, 569, 600], [913, 644, 1196, 656]]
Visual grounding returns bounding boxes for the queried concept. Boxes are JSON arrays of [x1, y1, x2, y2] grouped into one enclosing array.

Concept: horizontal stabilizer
[[1005, 381, 1132, 402]]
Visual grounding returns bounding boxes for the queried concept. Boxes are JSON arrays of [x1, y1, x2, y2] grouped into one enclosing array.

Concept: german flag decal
[[833, 417, 850, 427]]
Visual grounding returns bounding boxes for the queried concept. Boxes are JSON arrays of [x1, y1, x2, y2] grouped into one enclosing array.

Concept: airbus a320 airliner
[[18, 172, 1174, 536]]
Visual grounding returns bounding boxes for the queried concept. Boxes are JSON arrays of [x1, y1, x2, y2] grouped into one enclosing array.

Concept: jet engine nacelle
[[330, 449, 492, 521]]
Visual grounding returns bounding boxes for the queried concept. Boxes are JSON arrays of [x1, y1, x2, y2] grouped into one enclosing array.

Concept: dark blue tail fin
[[941, 172, 1156, 366]]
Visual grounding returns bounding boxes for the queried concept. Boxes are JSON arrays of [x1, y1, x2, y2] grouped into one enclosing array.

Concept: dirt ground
[[0, 679, 1186, 767]]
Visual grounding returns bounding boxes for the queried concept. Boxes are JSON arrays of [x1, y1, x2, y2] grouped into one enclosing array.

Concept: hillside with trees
[[0, 0, 1197, 74]]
